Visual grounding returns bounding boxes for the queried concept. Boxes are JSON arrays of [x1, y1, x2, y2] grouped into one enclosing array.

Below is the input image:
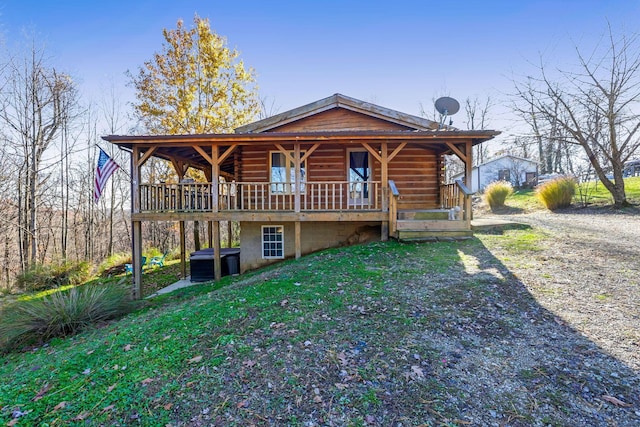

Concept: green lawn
[[1, 229, 637, 426]]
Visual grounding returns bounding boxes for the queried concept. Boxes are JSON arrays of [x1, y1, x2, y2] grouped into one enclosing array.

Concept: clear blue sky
[[1, 0, 638, 143]]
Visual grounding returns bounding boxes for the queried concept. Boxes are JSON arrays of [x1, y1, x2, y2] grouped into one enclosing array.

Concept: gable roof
[[235, 93, 439, 133], [478, 154, 540, 168]]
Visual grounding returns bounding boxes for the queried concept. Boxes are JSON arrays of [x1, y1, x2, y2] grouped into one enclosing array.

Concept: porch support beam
[[212, 146, 222, 281], [218, 144, 237, 165], [179, 221, 186, 279], [171, 159, 188, 178], [294, 142, 303, 258], [132, 221, 142, 299], [213, 221, 221, 281], [446, 142, 467, 163], [361, 142, 382, 163], [380, 141, 389, 241], [193, 145, 213, 165], [130, 146, 143, 299], [136, 147, 157, 168], [294, 143, 301, 213], [295, 221, 301, 259], [387, 142, 407, 162], [300, 143, 321, 163], [464, 140, 473, 227]]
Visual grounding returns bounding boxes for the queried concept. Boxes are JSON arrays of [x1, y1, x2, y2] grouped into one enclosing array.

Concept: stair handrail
[[388, 180, 399, 234], [454, 179, 475, 224], [454, 179, 474, 196]]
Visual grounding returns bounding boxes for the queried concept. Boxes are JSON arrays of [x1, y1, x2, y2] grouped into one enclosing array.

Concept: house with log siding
[[103, 94, 499, 298]]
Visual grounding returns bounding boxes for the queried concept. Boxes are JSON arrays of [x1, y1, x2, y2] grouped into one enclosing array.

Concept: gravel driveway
[[480, 208, 640, 371], [467, 207, 640, 425]]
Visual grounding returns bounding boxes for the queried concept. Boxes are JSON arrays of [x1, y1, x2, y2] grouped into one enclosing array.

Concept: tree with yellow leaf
[[130, 15, 259, 134]]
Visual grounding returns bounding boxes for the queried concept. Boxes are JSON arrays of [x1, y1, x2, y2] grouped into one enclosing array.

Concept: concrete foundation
[[239, 221, 380, 272]]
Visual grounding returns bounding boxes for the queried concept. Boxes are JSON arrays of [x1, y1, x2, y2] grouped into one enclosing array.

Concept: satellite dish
[[434, 97, 460, 129]]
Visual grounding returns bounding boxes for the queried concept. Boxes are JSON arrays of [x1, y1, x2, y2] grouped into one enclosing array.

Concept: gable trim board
[[236, 93, 439, 133]]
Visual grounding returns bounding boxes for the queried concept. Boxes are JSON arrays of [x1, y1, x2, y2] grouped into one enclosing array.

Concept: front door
[[348, 150, 371, 207]]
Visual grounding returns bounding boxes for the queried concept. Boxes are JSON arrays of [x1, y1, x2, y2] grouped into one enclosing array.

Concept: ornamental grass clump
[[0, 284, 135, 352], [536, 176, 576, 210], [484, 180, 514, 211]]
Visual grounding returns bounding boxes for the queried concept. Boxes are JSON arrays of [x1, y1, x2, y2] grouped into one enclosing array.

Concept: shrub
[[484, 180, 514, 211], [536, 176, 576, 210], [15, 261, 92, 293], [0, 284, 135, 352]]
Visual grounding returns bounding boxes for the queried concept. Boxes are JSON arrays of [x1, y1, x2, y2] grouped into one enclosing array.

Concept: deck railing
[[138, 181, 381, 213]]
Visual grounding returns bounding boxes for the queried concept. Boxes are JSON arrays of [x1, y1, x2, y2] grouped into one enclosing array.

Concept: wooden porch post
[[465, 140, 473, 227], [380, 141, 389, 241], [294, 143, 302, 259], [130, 147, 143, 299], [179, 221, 186, 279], [204, 169, 213, 250], [212, 145, 222, 280]]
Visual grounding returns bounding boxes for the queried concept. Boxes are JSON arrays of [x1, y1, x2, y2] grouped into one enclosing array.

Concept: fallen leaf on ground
[[601, 395, 630, 407], [409, 365, 425, 380], [73, 411, 90, 421], [141, 378, 154, 385], [52, 401, 67, 411], [123, 344, 132, 351], [33, 383, 52, 401], [163, 403, 173, 410], [101, 404, 115, 413], [188, 355, 203, 363], [107, 383, 117, 392], [237, 400, 249, 408], [280, 299, 288, 306], [337, 352, 348, 366], [243, 360, 257, 368], [7, 419, 18, 426]]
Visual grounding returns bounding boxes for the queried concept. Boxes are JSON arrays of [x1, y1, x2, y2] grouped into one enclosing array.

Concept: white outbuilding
[[451, 154, 539, 193]]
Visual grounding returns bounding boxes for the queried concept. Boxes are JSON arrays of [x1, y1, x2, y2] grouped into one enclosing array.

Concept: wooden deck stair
[[394, 209, 472, 241]]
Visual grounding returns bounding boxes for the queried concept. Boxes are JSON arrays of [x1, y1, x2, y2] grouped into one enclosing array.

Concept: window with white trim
[[270, 151, 306, 194], [262, 225, 284, 259]]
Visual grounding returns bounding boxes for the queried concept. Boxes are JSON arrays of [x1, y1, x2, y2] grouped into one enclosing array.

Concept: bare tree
[[514, 24, 640, 206], [464, 96, 493, 165], [0, 39, 79, 268], [100, 82, 130, 258]]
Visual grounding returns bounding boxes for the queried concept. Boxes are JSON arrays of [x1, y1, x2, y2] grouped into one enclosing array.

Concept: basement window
[[262, 225, 284, 259]]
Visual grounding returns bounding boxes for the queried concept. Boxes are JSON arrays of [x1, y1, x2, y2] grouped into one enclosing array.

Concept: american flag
[[94, 148, 120, 203]]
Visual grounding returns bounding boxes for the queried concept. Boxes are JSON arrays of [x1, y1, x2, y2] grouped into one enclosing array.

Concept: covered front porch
[[105, 133, 493, 298], [106, 89, 504, 300]]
